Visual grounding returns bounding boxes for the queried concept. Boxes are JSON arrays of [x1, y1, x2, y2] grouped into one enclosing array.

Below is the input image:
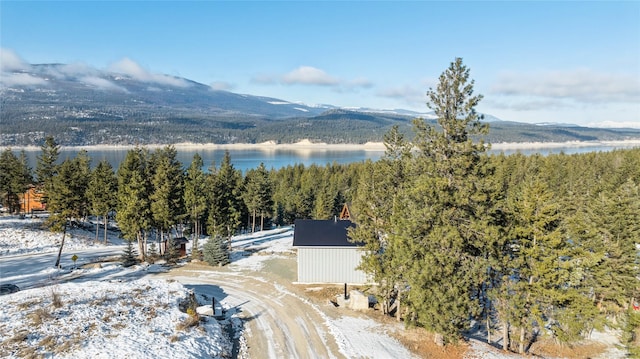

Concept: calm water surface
[[19, 144, 640, 173]]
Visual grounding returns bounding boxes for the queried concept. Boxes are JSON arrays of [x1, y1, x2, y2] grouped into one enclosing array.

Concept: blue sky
[[1, 1, 639, 127]]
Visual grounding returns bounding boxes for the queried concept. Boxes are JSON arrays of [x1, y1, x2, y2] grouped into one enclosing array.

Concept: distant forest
[[2, 108, 640, 146]]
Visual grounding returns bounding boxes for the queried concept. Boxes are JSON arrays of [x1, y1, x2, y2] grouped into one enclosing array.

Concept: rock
[[348, 290, 369, 311]]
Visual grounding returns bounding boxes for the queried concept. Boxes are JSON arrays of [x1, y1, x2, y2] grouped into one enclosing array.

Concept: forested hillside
[[1, 58, 638, 356]]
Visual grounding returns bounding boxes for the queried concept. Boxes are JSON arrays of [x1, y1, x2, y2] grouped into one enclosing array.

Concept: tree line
[[1, 58, 638, 355]]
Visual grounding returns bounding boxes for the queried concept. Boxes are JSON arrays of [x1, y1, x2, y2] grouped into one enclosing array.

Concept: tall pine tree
[[117, 147, 151, 261], [393, 58, 492, 344], [184, 153, 207, 260], [87, 160, 117, 243]]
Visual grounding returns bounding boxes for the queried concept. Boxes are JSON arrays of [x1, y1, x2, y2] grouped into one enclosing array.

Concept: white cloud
[[344, 77, 373, 89], [210, 81, 234, 91], [491, 68, 640, 103], [0, 72, 47, 87], [251, 74, 278, 84], [0, 48, 30, 72], [108, 57, 189, 87], [80, 76, 127, 92], [282, 66, 340, 86], [376, 84, 425, 106], [483, 98, 573, 111]]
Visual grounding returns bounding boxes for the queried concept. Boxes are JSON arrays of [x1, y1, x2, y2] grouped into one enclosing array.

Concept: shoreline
[[2, 139, 640, 152]]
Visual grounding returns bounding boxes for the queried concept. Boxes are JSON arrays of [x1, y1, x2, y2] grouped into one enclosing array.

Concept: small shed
[[293, 219, 368, 284], [163, 237, 189, 257]]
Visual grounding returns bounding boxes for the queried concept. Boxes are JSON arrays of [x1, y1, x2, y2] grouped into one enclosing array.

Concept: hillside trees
[[86, 160, 117, 243]]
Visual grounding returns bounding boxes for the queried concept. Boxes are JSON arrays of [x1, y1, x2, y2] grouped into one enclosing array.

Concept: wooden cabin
[[20, 186, 46, 213]]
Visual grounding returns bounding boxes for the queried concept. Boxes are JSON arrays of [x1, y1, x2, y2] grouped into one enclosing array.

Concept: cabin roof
[[292, 219, 360, 247]]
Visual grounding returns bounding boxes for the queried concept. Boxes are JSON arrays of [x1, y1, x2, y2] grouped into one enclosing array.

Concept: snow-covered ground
[[0, 215, 628, 358]]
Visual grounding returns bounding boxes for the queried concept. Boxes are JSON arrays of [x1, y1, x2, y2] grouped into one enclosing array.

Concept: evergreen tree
[[350, 125, 412, 315], [203, 235, 230, 266], [184, 153, 207, 260], [392, 58, 492, 344], [35, 136, 60, 205], [121, 239, 138, 267], [48, 154, 91, 268], [149, 145, 184, 254], [0, 148, 32, 213], [507, 179, 574, 352], [87, 160, 117, 243], [165, 236, 179, 264], [206, 151, 243, 249], [117, 147, 151, 261], [147, 240, 158, 261], [243, 162, 273, 231]]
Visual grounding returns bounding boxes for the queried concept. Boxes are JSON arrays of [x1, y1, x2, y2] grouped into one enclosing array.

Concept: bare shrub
[[38, 335, 57, 351], [27, 307, 53, 326], [170, 334, 180, 342], [176, 309, 200, 331], [51, 289, 63, 308]]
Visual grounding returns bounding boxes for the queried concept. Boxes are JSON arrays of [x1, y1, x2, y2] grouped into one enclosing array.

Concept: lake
[[16, 142, 640, 173]]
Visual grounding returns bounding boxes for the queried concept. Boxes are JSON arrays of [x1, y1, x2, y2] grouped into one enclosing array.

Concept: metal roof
[[292, 219, 360, 247]]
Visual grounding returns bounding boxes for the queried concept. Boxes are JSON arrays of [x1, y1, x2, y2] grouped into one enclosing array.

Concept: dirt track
[[158, 260, 346, 358]]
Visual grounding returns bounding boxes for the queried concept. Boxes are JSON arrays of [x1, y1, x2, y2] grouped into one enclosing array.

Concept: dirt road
[[157, 258, 415, 359]]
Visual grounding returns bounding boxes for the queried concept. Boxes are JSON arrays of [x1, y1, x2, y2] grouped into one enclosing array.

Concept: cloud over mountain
[[108, 58, 190, 88], [252, 66, 372, 93], [0, 48, 29, 72]]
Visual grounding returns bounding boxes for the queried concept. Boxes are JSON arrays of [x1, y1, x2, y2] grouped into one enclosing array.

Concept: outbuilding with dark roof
[[293, 219, 368, 284]]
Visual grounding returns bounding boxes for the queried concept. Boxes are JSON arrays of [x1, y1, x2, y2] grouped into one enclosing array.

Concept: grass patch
[[38, 335, 57, 351], [4, 330, 29, 345], [27, 307, 53, 326], [17, 299, 42, 310]]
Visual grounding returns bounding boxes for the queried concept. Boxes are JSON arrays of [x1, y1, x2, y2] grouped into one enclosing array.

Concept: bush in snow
[[121, 239, 138, 267], [203, 235, 229, 266], [165, 237, 179, 264], [147, 241, 158, 262]]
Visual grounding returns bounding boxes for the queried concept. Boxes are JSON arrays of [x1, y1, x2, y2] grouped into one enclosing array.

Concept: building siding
[[297, 247, 368, 284]]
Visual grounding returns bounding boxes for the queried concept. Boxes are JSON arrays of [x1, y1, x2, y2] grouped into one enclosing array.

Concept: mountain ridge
[[2, 63, 639, 146]]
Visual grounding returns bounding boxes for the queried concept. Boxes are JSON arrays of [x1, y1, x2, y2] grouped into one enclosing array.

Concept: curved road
[[158, 263, 345, 359], [157, 261, 415, 359]]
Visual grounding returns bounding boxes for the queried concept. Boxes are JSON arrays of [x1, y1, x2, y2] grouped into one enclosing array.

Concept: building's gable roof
[[292, 219, 360, 247]]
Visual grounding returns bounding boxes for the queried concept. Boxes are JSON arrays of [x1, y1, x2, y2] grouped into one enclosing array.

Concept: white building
[[293, 218, 368, 284]]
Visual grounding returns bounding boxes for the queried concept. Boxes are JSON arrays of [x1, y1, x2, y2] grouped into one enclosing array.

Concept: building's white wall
[[297, 247, 368, 284]]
